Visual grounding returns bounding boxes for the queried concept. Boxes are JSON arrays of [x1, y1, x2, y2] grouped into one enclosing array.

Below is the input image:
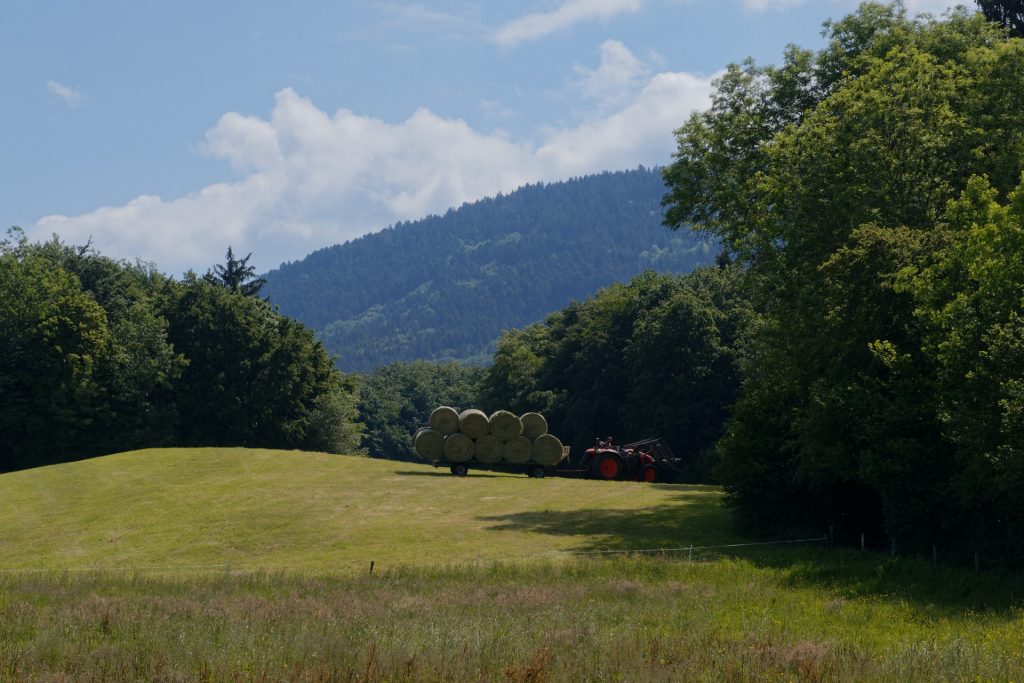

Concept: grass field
[[0, 448, 730, 572], [2, 449, 1023, 681]]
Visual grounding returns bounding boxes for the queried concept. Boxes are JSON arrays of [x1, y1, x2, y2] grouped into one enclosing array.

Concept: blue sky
[[4, 0, 957, 274]]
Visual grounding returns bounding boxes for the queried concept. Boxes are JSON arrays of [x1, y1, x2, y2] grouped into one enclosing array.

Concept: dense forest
[[0, 234, 361, 473], [262, 168, 715, 371], [477, 266, 750, 480], [657, 3, 1024, 559], [355, 267, 749, 470]]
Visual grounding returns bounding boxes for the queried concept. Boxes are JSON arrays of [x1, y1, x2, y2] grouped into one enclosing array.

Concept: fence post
[[828, 522, 834, 546], [890, 538, 896, 558], [860, 532, 865, 551], [975, 553, 979, 573], [688, 545, 693, 562], [932, 545, 937, 568], [369, 561, 375, 574]]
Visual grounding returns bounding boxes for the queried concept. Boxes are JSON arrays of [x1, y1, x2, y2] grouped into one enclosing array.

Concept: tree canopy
[[0, 231, 361, 472], [479, 266, 752, 480], [662, 2, 1024, 556]]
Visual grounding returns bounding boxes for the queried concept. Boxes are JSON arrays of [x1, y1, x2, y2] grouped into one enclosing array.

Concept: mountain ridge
[[263, 167, 714, 371]]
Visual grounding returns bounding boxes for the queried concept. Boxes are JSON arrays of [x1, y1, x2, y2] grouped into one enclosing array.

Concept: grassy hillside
[[0, 448, 730, 572], [3, 448, 1024, 681]]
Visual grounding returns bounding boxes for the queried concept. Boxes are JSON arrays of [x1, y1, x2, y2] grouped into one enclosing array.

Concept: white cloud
[[539, 70, 717, 174], [741, 0, 960, 13], [495, 0, 643, 47], [33, 71, 714, 275], [46, 80, 86, 107], [573, 39, 650, 109]]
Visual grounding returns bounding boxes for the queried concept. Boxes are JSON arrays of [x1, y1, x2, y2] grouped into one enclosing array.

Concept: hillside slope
[[262, 168, 714, 371], [0, 448, 728, 571]]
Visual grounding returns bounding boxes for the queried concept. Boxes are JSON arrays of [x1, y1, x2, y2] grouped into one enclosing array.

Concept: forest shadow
[[477, 489, 1024, 615]]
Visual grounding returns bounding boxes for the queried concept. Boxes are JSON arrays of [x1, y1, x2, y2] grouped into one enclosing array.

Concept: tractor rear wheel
[[593, 453, 620, 480], [641, 465, 656, 483]]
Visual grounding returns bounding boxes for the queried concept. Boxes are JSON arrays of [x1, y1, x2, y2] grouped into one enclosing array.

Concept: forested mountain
[[262, 168, 715, 371]]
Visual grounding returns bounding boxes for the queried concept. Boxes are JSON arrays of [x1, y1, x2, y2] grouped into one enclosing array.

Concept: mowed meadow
[[2, 450, 1024, 682]]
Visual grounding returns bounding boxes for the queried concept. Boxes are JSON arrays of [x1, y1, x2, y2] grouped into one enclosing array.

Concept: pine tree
[[206, 247, 266, 297]]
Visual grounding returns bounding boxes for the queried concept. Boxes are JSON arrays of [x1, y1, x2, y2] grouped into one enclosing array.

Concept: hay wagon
[[433, 445, 571, 478]]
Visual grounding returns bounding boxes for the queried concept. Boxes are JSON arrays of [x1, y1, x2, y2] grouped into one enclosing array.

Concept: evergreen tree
[[206, 246, 266, 297]]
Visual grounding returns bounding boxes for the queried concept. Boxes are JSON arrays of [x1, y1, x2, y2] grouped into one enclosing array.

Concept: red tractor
[[578, 437, 678, 482]]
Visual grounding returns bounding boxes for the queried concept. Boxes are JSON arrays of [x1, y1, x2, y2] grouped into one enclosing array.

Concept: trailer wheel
[[529, 465, 546, 479], [593, 453, 620, 480], [641, 466, 656, 483], [450, 464, 469, 477]]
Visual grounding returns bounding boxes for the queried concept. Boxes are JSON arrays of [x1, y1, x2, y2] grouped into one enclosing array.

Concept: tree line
[[657, 2, 1024, 557], [0, 234, 361, 472]]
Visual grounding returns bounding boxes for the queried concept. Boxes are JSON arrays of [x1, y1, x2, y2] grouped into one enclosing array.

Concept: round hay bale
[[503, 436, 532, 464], [429, 406, 461, 435], [474, 434, 503, 464], [520, 412, 548, 439], [443, 433, 474, 463], [489, 410, 523, 442], [458, 408, 490, 440], [413, 428, 444, 462], [531, 434, 565, 466]]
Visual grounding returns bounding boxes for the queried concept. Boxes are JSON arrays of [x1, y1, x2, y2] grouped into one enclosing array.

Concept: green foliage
[[358, 361, 482, 460], [263, 168, 716, 371], [662, 2, 1024, 554], [0, 233, 361, 471], [0, 239, 112, 469], [479, 267, 752, 480]]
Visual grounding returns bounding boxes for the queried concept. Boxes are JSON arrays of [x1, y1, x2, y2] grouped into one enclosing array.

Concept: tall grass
[[2, 551, 1023, 682]]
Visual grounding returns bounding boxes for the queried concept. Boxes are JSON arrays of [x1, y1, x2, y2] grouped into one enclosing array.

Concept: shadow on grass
[[477, 486, 1024, 615], [478, 490, 736, 551]]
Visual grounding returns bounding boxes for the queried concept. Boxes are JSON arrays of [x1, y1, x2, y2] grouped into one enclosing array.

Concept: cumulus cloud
[[573, 39, 650, 110], [495, 0, 643, 47], [46, 80, 86, 107], [33, 70, 714, 274]]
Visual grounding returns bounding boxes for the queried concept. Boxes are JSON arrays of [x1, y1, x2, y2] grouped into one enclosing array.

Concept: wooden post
[[860, 532, 865, 551], [890, 538, 896, 558], [369, 561, 375, 574], [828, 522, 834, 546], [688, 545, 693, 562], [932, 545, 937, 568]]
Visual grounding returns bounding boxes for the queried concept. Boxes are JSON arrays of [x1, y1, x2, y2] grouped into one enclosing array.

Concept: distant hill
[[263, 167, 714, 371]]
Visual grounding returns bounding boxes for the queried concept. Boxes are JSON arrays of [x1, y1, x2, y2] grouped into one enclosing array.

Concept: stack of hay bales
[[413, 406, 566, 467]]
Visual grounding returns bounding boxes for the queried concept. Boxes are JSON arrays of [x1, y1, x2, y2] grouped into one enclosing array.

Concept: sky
[[4, 0, 960, 275]]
